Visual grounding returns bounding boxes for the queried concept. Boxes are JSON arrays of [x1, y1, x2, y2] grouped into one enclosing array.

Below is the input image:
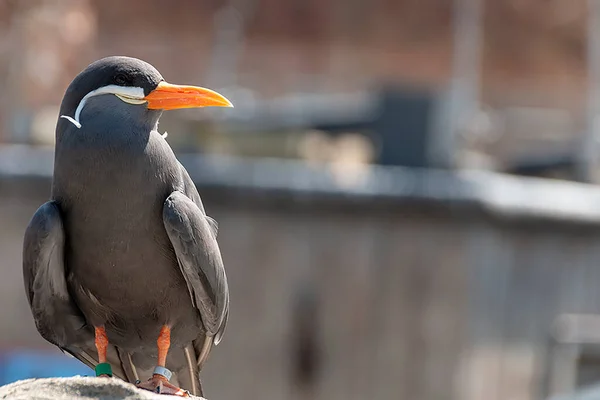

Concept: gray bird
[[22, 56, 232, 397]]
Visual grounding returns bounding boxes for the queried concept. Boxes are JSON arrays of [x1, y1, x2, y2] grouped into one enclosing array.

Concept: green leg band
[[95, 362, 113, 377]]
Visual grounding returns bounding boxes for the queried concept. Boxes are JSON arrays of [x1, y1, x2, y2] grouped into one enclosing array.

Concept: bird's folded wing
[[22, 201, 87, 347], [178, 161, 218, 237], [162, 191, 229, 343], [22, 201, 130, 382]]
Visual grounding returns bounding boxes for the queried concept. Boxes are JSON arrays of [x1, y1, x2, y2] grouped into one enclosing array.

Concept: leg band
[[153, 366, 172, 381], [95, 362, 113, 377]]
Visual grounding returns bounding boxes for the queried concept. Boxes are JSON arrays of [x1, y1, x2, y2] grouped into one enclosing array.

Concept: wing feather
[[163, 191, 228, 338], [22, 201, 131, 381]]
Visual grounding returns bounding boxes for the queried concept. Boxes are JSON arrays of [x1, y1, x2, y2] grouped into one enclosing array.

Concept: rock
[[0, 376, 204, 400]]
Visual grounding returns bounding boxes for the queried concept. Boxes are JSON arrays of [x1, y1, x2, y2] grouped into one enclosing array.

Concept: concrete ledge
[[0, 376, 204, 400]]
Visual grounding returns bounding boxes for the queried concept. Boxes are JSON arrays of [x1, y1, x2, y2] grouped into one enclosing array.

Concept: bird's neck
[[51, 124, 157, 203]]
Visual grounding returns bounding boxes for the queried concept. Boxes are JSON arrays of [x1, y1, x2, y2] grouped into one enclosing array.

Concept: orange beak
[[144, 81, 233, 110]]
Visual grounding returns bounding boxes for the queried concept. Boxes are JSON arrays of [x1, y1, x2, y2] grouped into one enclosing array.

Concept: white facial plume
[[60, 85, 146, 129]]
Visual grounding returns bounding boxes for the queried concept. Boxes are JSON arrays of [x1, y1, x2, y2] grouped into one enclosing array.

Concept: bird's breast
[[51, 130, 190, 326]]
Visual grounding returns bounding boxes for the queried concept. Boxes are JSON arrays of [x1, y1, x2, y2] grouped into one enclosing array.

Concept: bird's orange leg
[[94, 326, 113, 377], [136, 325, 189, 397]]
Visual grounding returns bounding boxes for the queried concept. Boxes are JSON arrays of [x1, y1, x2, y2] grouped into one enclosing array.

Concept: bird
[[22, 56, 232, 397]]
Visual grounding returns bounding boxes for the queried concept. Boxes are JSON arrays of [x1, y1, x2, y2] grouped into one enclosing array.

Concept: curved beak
[[144, 81, 233, 110]]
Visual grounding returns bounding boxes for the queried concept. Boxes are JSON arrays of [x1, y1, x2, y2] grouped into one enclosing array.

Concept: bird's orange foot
[[136, 374, 190, 397]]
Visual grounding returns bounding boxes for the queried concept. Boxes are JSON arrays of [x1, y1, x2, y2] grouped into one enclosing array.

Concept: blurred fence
[[3, 147, 600, 399]]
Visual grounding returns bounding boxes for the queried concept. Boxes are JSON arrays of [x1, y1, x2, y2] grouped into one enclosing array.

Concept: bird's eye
[[114, 74, 128, 85]]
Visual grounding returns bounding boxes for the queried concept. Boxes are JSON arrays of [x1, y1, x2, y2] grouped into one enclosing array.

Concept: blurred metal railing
[[5, 144, 600, 224]]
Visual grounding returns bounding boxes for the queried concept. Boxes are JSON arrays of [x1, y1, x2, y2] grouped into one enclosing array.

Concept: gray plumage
[[22, 56, 229, 397]]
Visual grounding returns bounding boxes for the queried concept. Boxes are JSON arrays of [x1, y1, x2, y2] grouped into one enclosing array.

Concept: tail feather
[[116, 347, 139, 383], [179, 344, 201, 397], [195, 335, 213, 371], [63, 342, 130, 381]]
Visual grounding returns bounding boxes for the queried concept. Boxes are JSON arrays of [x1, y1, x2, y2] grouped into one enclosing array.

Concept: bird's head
[[58, 56, 232, 130]]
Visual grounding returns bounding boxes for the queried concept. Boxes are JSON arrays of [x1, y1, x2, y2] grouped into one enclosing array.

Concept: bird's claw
[[136, 374, 190, 397]]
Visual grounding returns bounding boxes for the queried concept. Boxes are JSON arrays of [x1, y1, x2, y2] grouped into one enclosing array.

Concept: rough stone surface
[[0, 376, 204, 400]]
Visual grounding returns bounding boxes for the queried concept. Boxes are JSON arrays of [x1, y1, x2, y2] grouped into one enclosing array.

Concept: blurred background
[[4, 0, 600, 399]]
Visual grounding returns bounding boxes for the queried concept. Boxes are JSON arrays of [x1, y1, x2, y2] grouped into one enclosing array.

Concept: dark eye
[[114, 74, 128, 85]]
